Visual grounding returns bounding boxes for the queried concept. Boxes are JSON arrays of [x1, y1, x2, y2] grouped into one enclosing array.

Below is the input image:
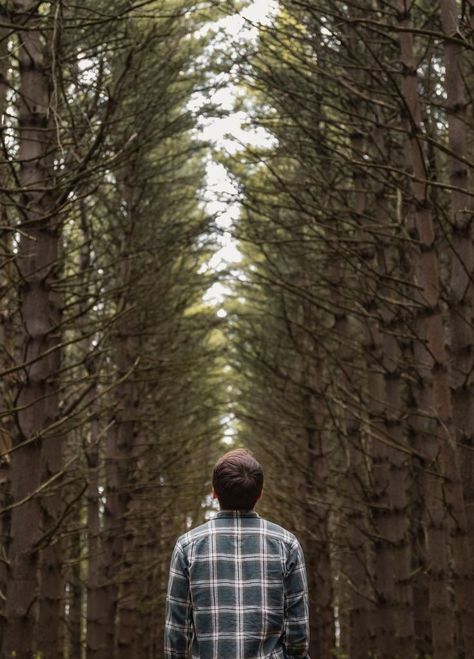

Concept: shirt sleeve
[[283, 538, 310, 658], [164, 539, 193, 658]]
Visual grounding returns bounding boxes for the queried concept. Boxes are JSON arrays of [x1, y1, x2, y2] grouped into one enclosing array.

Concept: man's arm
[[283, 538, 310, 659], [164, 540, 193, 658]]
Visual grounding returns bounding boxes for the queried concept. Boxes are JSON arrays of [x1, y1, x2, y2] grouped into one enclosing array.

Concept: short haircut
[[212, 448, 264, 511]]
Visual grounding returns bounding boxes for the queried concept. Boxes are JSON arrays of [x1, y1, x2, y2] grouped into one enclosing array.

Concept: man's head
[[212, 448, 264, 511]]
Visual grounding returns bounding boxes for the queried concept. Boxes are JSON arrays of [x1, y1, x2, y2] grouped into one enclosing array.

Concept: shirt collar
[[216, 510, 259, 519]]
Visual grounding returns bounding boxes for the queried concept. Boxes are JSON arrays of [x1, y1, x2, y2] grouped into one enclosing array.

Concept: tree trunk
[[98, 166, 139, 659], [397, 2, 472, 655], [302, 349, 334, 659], [348, 115, 400, 658], [0, 24, 13, 641], [113, 324, 140, 658], [439, 3, 474, 654], [329, 258, 372, 657], [37, 443, 65, 655], [372, 118, 415, 656], [1, 2, 60, 656], [85, 429, 104, 658], [117, 509, 140, 659], [67, 524, 84, 659]]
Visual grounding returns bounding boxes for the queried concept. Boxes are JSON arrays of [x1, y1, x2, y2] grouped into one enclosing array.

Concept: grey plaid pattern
[[165, 510, 310, 658]]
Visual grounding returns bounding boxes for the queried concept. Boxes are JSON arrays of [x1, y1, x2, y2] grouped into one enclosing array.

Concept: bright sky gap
[[194, 0, 277, 307]]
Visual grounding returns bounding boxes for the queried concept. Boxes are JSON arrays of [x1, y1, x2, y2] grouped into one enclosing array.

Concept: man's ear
[[212, 487, 217, 499], [257, 489, 263, 501]]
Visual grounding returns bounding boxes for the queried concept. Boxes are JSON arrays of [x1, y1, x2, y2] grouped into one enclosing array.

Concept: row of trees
[[3, 1, 474, 657], [228, 1, 474, 658], [0, 1, 223, 657]]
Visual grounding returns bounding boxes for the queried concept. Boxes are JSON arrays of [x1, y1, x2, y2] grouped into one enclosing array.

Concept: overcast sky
[[196, 1, 277, 307]]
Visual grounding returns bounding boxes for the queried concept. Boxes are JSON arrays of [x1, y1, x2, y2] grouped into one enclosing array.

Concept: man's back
[[165, 510, 310, 659]]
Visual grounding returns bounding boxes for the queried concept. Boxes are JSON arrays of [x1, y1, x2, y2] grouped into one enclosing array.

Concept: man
[[165, 448, 310, 658]]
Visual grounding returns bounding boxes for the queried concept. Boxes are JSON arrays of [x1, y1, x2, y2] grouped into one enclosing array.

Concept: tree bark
[[1, 2, 60, 656], [328, 252, 372, 658], [67, 522, 84, 659], [97, 164, 139, 659], [397, 2, 472, 655], [439, 4, 474, 653], [372, 117, 415, 656], [300, 330, 334, 659], [117, 504, 140, 659], [85, 426, 104, 659], [0, 23, 13, 641]]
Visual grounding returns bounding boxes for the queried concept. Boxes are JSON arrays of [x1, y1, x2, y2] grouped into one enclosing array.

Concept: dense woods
[[0, 0, 474, 658], [0, 1, 222, 657], [227, 1, 474, 658]]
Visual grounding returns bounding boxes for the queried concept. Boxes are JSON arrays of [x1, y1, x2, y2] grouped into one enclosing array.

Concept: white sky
[[197, 0, 277, 306], [191, 1, 278, 451]]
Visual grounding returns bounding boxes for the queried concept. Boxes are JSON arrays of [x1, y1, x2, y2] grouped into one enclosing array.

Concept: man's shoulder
[[175, 518, 214, 550], [260, 517, 300, 546], [176, 514, 299, 551]]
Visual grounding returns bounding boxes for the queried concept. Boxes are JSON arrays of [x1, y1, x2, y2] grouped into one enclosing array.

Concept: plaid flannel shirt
[[164, 510, 310, 659]]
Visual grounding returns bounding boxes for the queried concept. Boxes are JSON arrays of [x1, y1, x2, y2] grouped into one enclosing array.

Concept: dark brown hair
[[212, 448, 264, 511]]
